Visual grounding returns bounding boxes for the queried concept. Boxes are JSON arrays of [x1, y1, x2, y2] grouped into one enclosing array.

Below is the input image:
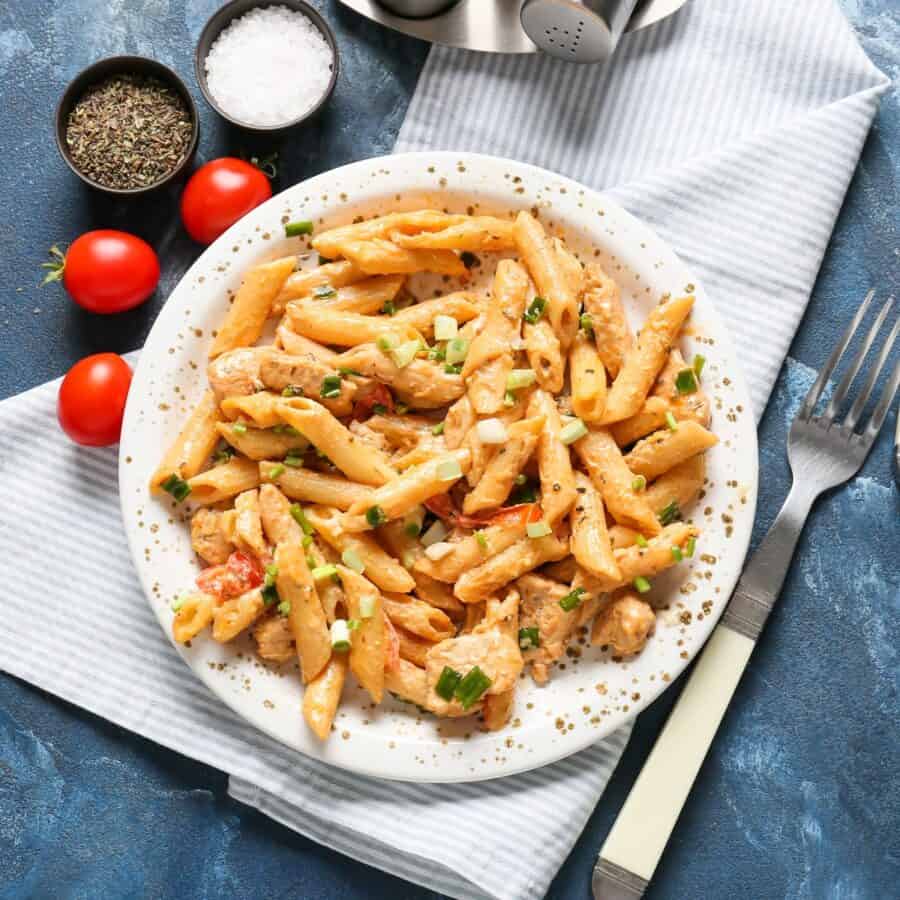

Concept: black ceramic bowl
[[55, 55, 200, 196], [194, 0, 340, 133]]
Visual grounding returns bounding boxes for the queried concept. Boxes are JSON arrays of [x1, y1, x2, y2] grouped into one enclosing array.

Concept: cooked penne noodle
[[393, 625, 434, 668], [527, 389, 577, 525], [642, 454, 706, 516], [524, 319, 564, 393], [276, 542, 331, 683], [614, 521, 697, 583], [389, 216, 515, 252], [260, 463, 372, 510], [570, 471, 621, 582], [306, 540, 345, 624], [364, 412, 435, 447], [186, 456, 261, 506], [601, 294, 695, 424], [258, 483, 304, 546], [393, 292, 481, 336], [312, 210, 466, 258], [151, 390, 221, 492], [220, 391, 284, 428], [286, 302, 420, 348], [338, 566, 386, 703], [273, 258, 366, 313], [172, 592, 216, 643], [513, 211, 581, 350], [209, 256, 296, 358], [574, 428, 661, 535], [384, 657, 429, 709], [383, 593, 455, 642], [233, 489, 269, 560], [582, 263, 632, 378], [624, 420, 718, 481], [212, 587, 265, 642], [608, 524, 641, 549], [413, 521, 527, 583], [303, 653, 348, 740], [609, 396, 671, 447], [294, 274, 405, 313], [216, 421, 308, 461], [334, 238, 468, 278], [275, 325, 340, 363], [444, 395, 476, 450], [462, 416, 544, 515], [569, 332, 607, 423], [305, 506, 415, 594]]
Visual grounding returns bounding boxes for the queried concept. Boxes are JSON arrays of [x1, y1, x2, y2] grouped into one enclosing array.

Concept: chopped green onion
[[665, 411, 678, 431], [427, 345, 447, 362], [281, 385, 304, 397], [433, 315, 458, 341], [506, 369, 537, 391], [453, 666, 492, 709], [330, 619, 351, 651], [435, 666, 462, 701], [636, 534, 649, 549], [395, 403, 409, 414], [391, 340, 421, 369], [365, 505, 387, 527], [401, 549, 418, 569], [320, 375, 343, 399], [685, 536, 697, 558], [503, 390, 517, 408], [526, 520, 552, 539], [372, 403, 388, 415], [284, 453, 303, 468], [359, 595, 376, 618], [306, 554, 317, 569], [475, 530, 488, 551], [290, 504, 314, 536], [560, 418, 588, 445], [523, 296, 547, 324], [445, 338, 470, 365], [675, 368, 699, 395], [518, 626, 540, 650], [476, 418, 507, 444], [262, 583, 279, 606], [632, 475, 647, 492], [444, 363, 462, 375], [579, 313, 594, 337], [341, 548, 365, 574], [318, 254, 331, 265], [381, 300, 396, 316], [337, 366, 362, 377], [510, 483, 538, 504], [436, 458, 463, 481], [272, 424, 301, 437], [658, 501, 682, 526], [277, 600, 291, 617], [161, 473, 192, 502], [633, 576, 652, 594], [559, 586, 586, 612], [212, 444, 235, 465], [347, 618, 361, 631], [267, 464, 286, 480], [404, 521, 421, 538], [301, 534, 313, 549], [432, 421, 445, 436], [420, 519, 448, 547], [312, 284, 336, 299], [232, 422, 248, 435], [377, 335, 397, 353], [693, 354, 706, 377], [171, 597, 185, 612], [285, 220, 314, 237], [671, 545, 684, 562], [514, 473, 528, 486], [312, 564, 338, 581], [265, 563, 279, 581]]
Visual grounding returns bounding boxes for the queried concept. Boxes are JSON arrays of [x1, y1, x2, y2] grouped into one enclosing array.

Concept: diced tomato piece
[[352, 383, 395, 420], [424, 493, 456, 520], [196, 551, 264, 600], [424, 494, 540, 530]]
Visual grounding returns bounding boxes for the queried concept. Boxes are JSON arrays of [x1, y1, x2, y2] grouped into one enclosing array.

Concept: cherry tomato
[[196, 551, 264, 600], [60, 231, 160, 313], [423, 495, 542, 530], [57, 353, 132, 446], [180, 158, 272, 245]]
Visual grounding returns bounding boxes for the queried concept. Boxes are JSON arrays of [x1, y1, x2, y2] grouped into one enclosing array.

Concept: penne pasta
[[413, 521, 527, 583], [527, 389, 577, 525], [569, 331, 607, 423], [273, 258, 366, 313], [172, 592, 216, 643], [212, 587, 265, 642], [339, 566, 386, 703], [312, 210, 467, 258], [581, 263, 632, 378], [383, 593, 455, 642], [393, 625, 434, 668], [232, 489, 269, 560], [151, 390, 221, 492], [286, 302, 420, 348], [303, 653, 348, 740], [186, 456, 260, 506], [334, 238, 468, 278], [275, 325, 340, 363], [260, 463, 372, 510], [570, 471, 621, 583], [609, 396, 671, 447], [392, 292, 481, 336], [642, 454, 706, 516], [624, 420, 718, 481], [294, 274, 404, 313], [444, 395, 476, 450], [389, 216, 515, 252], [216, 421, 308, 461], [384, 657, 429, 709], [524, 319, 564, 393]]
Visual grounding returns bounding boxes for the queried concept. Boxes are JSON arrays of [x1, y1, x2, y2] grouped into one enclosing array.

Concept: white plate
[[120, 152, 758, 782]]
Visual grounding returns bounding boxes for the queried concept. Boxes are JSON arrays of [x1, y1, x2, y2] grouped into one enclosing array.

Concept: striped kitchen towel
[[0, 2, 888, 899]]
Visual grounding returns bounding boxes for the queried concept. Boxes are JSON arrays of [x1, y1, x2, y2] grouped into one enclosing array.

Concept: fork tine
[[799, 289, 874, 420], [844, 311, 899, 431], [863, 355, 900, 442]]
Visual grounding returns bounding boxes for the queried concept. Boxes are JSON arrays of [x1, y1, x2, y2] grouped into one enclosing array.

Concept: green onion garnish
[[523, 296, 547, 324], [366, 505, 387, 527], [454, 666, 492, 709], [281, 385, 304, 397], [433, 315, 458, 341], [636, 534, 649, 548], [262, 583, 279, 605], [161, 473, 192, 502], [396, 403, 409, 414], [506, 369, 537, 391], [514, 474, 528, 486], [284, 453, 303, 468], [675, 368, 699, 395], [359, 595, 376, 618], [372, 403, 388, 415], [391, 339, 421, 369], [341, 548, 365, 574], [444, 363, 462, 375], [376, 335, 397, 353], [432, 421, 445, 436], [685, 536, 696, 558], [404, 521, 421, 538], [171, 597, 185, 612], [212, 444, 235, 465], [445, 338, 470, 365], [330, 619, 351, 651], [693, 354, 706, 377], [435, 666, 462, 701], [518, 626, 540, 650], [312, 284, 336, 299], [665, 411, 678, 431], [337, 366, 362, 377], [526, 521, 552, 539], [503, 390, 517, 408], [559, 586, 586, 612], [232, 422, 248, 435], [311, 564, 338, 581], [317, 254, 331, 265], [671, 545, 684, 562], [436, 458, 463, 481], [560, 418, 588, 445], [290, 504, 315, 536], [658, 501, 682, 526], [633, 576, 652, 594], [632, 475, 647, 492], [301, 534, 313, 549], [475, 530, 488, 551], [510, 483, 538, 504], [267, 464, 285, 480], [427, 346, 447, 362], [277, 600, 291, 617], [320, 375, 343, 399], [382, 300, 396, 316], [579, 313, 594, 337], [285, 220, 314, 237], [347, 619, 361, 631]]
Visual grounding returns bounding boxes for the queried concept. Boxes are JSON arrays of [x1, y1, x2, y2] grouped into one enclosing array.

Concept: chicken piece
[[190, 508, 234, 565], [337, 343, 465, 409], [207, 348, 269, 399], [591, 591, 655, 655], [258, 350, 357, 416], [424, 630, 523, 716], [253, 614, 295, 663]]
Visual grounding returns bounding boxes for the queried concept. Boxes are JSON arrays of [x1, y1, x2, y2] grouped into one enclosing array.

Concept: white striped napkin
[[0, 2, 887, 899]]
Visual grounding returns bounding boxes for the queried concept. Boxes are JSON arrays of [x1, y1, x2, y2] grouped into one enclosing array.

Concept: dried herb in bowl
[[65, 74, 194, 191]]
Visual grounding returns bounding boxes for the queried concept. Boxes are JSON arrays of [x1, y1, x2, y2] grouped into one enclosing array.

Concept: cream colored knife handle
[[593, 624, 755, 897]]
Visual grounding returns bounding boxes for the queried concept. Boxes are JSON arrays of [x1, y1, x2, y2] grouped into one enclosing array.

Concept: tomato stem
[[40, 244, 66, 286]]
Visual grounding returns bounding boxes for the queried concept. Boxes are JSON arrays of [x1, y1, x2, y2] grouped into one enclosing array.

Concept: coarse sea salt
[[205, 6, 334, 127]]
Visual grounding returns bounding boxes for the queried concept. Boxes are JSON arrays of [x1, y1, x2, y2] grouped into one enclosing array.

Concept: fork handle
[[592, 481, 818, 898]]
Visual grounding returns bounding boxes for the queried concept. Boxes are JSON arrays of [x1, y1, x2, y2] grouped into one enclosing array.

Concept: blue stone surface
[[1, 2, 898, 898]]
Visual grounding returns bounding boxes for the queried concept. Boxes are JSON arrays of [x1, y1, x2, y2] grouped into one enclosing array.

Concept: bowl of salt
[[195, 0, 339, 132]]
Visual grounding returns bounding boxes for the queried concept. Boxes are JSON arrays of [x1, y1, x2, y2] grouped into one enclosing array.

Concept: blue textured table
[[1, 2, 898, 898]]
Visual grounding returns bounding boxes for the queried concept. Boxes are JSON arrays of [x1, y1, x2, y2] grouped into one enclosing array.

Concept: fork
[[592, 290, 900, 899]]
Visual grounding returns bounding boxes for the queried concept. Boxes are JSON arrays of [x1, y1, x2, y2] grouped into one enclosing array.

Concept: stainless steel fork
[[593, 290, 900, 900]]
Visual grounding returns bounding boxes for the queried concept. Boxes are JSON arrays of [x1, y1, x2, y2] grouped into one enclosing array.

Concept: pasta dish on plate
[[150, 208, 717, 739]]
